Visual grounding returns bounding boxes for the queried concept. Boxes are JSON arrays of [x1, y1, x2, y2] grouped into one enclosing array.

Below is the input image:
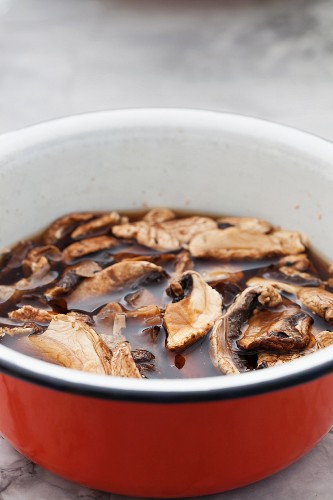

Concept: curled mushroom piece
[[113, 216, 217, 251], [189, 228, 305, 260], [63, 236, 118, 263], [44, 213, 95, 244], [238, 302, 312, 352], [71, 212, 125, 239], [164, 271, 222, 351], [23, 245, 63, 273], [210, 285, 282, 375], [143, 208, 176, 224], [217, 216, 272, 234], [16, 263, 58, 292], [247, 276, 333, 322], [45, 261, 102, 300], [173, 250, 193, 276], [28, 314, 113, 374], [67, 260, 166, 309]]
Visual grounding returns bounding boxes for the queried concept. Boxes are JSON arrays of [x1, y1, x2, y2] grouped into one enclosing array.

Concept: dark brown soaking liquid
[[0, 210, 332, 379]]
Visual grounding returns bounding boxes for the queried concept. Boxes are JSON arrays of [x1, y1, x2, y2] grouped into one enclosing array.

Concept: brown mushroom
[[247, 276, 333, 322], [23, 245, 63, 272], [71, 212, 125, 239], [189, 228, 305, 260], [16, 263, 58, 292], [210, 284, 282, 375], [238, 302, 312, 352], [316, 330, 333, 348], [164, 271, 222, 351], [112, 216, 217, 251], [67, 260, 166, 309], [28, 314, 113, 374], [217, 216, 272, 233], [44, 261, 103, 299], [63, 236, 118, 262], [44, 213, 95, 244]]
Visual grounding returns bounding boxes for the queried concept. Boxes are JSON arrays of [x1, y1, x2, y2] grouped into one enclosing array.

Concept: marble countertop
[[1, 0, 333, 498]]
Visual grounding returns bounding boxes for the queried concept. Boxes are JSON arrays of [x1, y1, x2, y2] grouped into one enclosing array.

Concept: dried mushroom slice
[[23, 245, 63, 272], [16, 264, 58, 292], [210, 284, 282, 375], [67, 260, 166, 307], [316, 330, 333, 348], [0, 323, 44, 338], [238, 303, 312, 352], [278, 254, 311, 272], [71, 212, 124, 239], [217, 216, 272, 233], [9, 305, 53, 323], [110, 341, 142, 378], [0, 240, 34, 274], [247, 276, 333, 322], [45, 261, 102, 299], [125, 288, 156, 308], [112, 216, 217, 251], [174, 250, 193, 276], [143, 208, 176, 224], [63, 236, 118, 263], [28, 314, 113, 374], [164, 271, 222, 351], [257, 333, 318, 368], [189, 228, 305, 260], [44, 213, 95, 244], [97, 312, 142, 378]]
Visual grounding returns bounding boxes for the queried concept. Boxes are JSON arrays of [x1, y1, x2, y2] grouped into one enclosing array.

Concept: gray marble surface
[[1, 0, 333, 498]]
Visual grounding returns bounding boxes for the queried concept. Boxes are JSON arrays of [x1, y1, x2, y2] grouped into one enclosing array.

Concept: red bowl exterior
[[0, 372, 332, 497]]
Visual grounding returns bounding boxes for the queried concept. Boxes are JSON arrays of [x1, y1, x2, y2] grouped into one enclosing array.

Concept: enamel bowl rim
[[0, 107, 333, 403]]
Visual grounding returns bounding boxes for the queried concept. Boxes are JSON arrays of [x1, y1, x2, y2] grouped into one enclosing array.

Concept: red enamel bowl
[[0, 109, 332, 497]]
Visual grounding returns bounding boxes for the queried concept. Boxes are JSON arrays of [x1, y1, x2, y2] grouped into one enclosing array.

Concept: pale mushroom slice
[[28, 314, 113, 374], [44, 213, 95, 244], [217, 216, 272, 234], [164, 271, 222, 351], [9, 305, 53, 323], [63, 236, 118, 263], [247, 276, 333, 322], [67, 260, 166, 308], [210, 284, 282, 375], [316, 330, 333, 348], [189, 228, 305, 260], [71, 212, 125, 239], [96, 311, 142, 379], [143, 208, 176, 224], [238, 303, 312, 352], [112, 216, 217, 251]]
